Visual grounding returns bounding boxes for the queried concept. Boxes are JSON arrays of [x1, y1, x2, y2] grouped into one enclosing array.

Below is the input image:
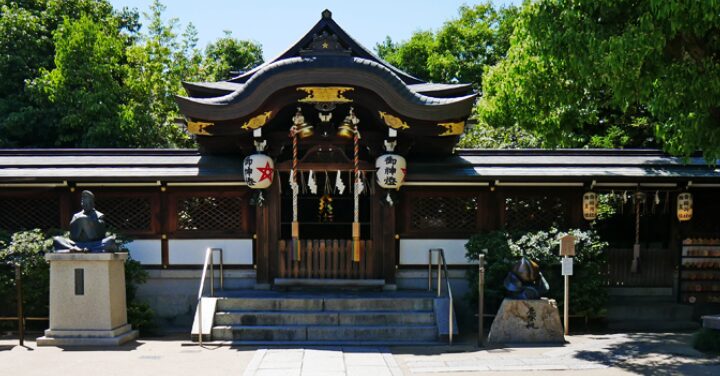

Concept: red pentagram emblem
[[257, 162, 274, 183]]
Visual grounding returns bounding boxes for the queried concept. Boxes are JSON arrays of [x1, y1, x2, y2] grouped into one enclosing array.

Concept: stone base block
[[37, 324, 138, 347], [487, 298, 564, 345]]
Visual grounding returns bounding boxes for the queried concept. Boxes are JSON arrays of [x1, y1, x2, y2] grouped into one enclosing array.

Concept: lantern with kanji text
[[376, 154, 406, 189], [583, 192, 598, 221], [677, 192, 693, 221], [243, 153, 274, 189]]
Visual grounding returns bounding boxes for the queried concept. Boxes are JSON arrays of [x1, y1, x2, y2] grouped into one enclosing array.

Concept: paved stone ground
[[392, 332, 720, 375], [242, 347, 402, 376], [1, 332, 718, 376]]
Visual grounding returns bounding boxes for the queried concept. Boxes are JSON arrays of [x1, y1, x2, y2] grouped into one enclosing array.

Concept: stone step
[[211, 325, 438, 342], [216, 297, 433, 311], [607, 320, 701, 332], [606, 303, 694, 321], [214, 310, 435, 326]]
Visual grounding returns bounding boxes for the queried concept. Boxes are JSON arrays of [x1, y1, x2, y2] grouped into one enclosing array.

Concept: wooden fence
[[278, 239, 378, 279], [605, 247, 675, 287]]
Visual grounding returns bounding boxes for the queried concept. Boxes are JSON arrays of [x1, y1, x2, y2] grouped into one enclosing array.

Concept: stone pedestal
[[487, 298, 564, 345], [37, 252, 138, 346]]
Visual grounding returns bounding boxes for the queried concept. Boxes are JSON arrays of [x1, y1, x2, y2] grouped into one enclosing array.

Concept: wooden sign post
[[560, 235, 575, 336]]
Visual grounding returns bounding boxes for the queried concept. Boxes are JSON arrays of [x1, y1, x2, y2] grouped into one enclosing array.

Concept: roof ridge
[[225, 9, 426, 86]]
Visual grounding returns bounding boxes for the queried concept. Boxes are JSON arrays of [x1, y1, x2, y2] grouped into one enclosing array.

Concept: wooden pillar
[[159, 186, 169, 268], [372, 188, 383, 279], [256, 182, 280, 287], [59, 188, 73, 231], [567, 189, 585, 228], [381, 193, 397, 285]]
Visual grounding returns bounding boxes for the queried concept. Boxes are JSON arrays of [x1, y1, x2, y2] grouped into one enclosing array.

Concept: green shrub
[[123, 252, 156, 333], [693, 328, 720, 354], [466, 228, 608, 318], [0, 229, 53, 325]]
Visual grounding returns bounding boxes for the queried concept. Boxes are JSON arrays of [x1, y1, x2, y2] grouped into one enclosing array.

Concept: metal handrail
[[428, 248, 454, 345], [195, 247, 224, 346]]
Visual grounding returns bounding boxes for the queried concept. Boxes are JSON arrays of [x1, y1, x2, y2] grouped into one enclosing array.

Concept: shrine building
[[1, 10, 720, 341]]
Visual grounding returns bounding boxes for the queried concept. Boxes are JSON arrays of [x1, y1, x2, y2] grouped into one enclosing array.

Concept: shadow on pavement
[[573, 332, 720, 376]]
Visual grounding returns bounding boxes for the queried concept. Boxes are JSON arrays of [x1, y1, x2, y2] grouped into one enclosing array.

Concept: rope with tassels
[[290, 121, 300, 261], [352, 122, 361, 262]]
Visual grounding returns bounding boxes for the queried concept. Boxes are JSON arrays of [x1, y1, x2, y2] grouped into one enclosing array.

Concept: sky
[[108, 0, 521, 60]]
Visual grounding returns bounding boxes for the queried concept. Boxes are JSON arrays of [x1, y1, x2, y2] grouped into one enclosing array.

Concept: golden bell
[[336, 123, 354, 139], [296, 122, 314, 138]]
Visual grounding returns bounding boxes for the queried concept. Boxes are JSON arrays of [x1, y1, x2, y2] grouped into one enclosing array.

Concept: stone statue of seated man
[[53, 190, 117, 253]]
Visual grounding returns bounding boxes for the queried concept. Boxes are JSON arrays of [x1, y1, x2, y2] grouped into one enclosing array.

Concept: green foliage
[[480, 0, 720, 157], [466, 228, 608, 317], [457, 122, 541, 148], [203, 30, 263, 81], [30, 15, 134, 147], [0, 229, 52, 321], [693, 328, 720, 354], [376, 2, 518, 89], [127, 301, 155, 333], [0, 0, 263, 148], [0, 0, 127, 147], [123, 0, 202, 148]]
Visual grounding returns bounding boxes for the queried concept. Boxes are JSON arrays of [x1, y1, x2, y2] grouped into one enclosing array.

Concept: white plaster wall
[[399, 239, 475, 265], [168, 239, 253, 265], [125, 239, 162, 265]]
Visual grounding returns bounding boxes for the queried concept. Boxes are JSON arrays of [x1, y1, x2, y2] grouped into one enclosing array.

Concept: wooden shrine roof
[[1, 149, 718, 185], [174, 10, 478, 153]]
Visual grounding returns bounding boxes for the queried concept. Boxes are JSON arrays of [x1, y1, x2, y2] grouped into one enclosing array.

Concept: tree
[[480, 0, 720, 156], [201, 31, 263, 81], [123, 0, 200, 148], [376, 2, 518, 89], [30, 15, 137, 147], [0, 0, 137, 147], [0, 0, 264, 148]]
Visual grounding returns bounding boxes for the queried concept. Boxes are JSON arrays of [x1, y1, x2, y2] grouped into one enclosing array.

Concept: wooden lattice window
[[95, 196, 153, 233], [410, 196, 478, 232], [0, 197, 60, 231], [504, 195, 567, 232], [176, 196, 245, 232]]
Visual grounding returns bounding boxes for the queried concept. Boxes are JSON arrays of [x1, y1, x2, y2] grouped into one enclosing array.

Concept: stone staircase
[[607, 288, 700, 332], [193, 291, 451, 345]]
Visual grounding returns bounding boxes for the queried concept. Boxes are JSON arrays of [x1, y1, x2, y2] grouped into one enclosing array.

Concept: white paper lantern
[[583, 192, 598, 221], [243, 153, 274, 189], [376, 154, 406, 189], [677, 192, 693, 221]]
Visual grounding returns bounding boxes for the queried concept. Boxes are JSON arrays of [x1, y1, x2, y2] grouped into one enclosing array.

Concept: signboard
[[560, 235, 576, 257], [561, 257, 574, 276]]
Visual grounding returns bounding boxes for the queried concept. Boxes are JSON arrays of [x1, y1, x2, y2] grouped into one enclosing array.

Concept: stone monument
[[37, 190, 138, 346], [487, 257, 564, 345]]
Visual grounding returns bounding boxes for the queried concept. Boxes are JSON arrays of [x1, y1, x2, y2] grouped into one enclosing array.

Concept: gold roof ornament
[[241, 111, 273, 130], [378, 111, 409, 130], [437, 121, 465, 136], [297, 86, 354, 103], [186, 120, 214, 136]]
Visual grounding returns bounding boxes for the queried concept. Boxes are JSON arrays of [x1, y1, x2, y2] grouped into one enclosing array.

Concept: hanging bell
[[337, 123, 354, 139], [337, 107, 359, 139], [292, 108, 314, 138]]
